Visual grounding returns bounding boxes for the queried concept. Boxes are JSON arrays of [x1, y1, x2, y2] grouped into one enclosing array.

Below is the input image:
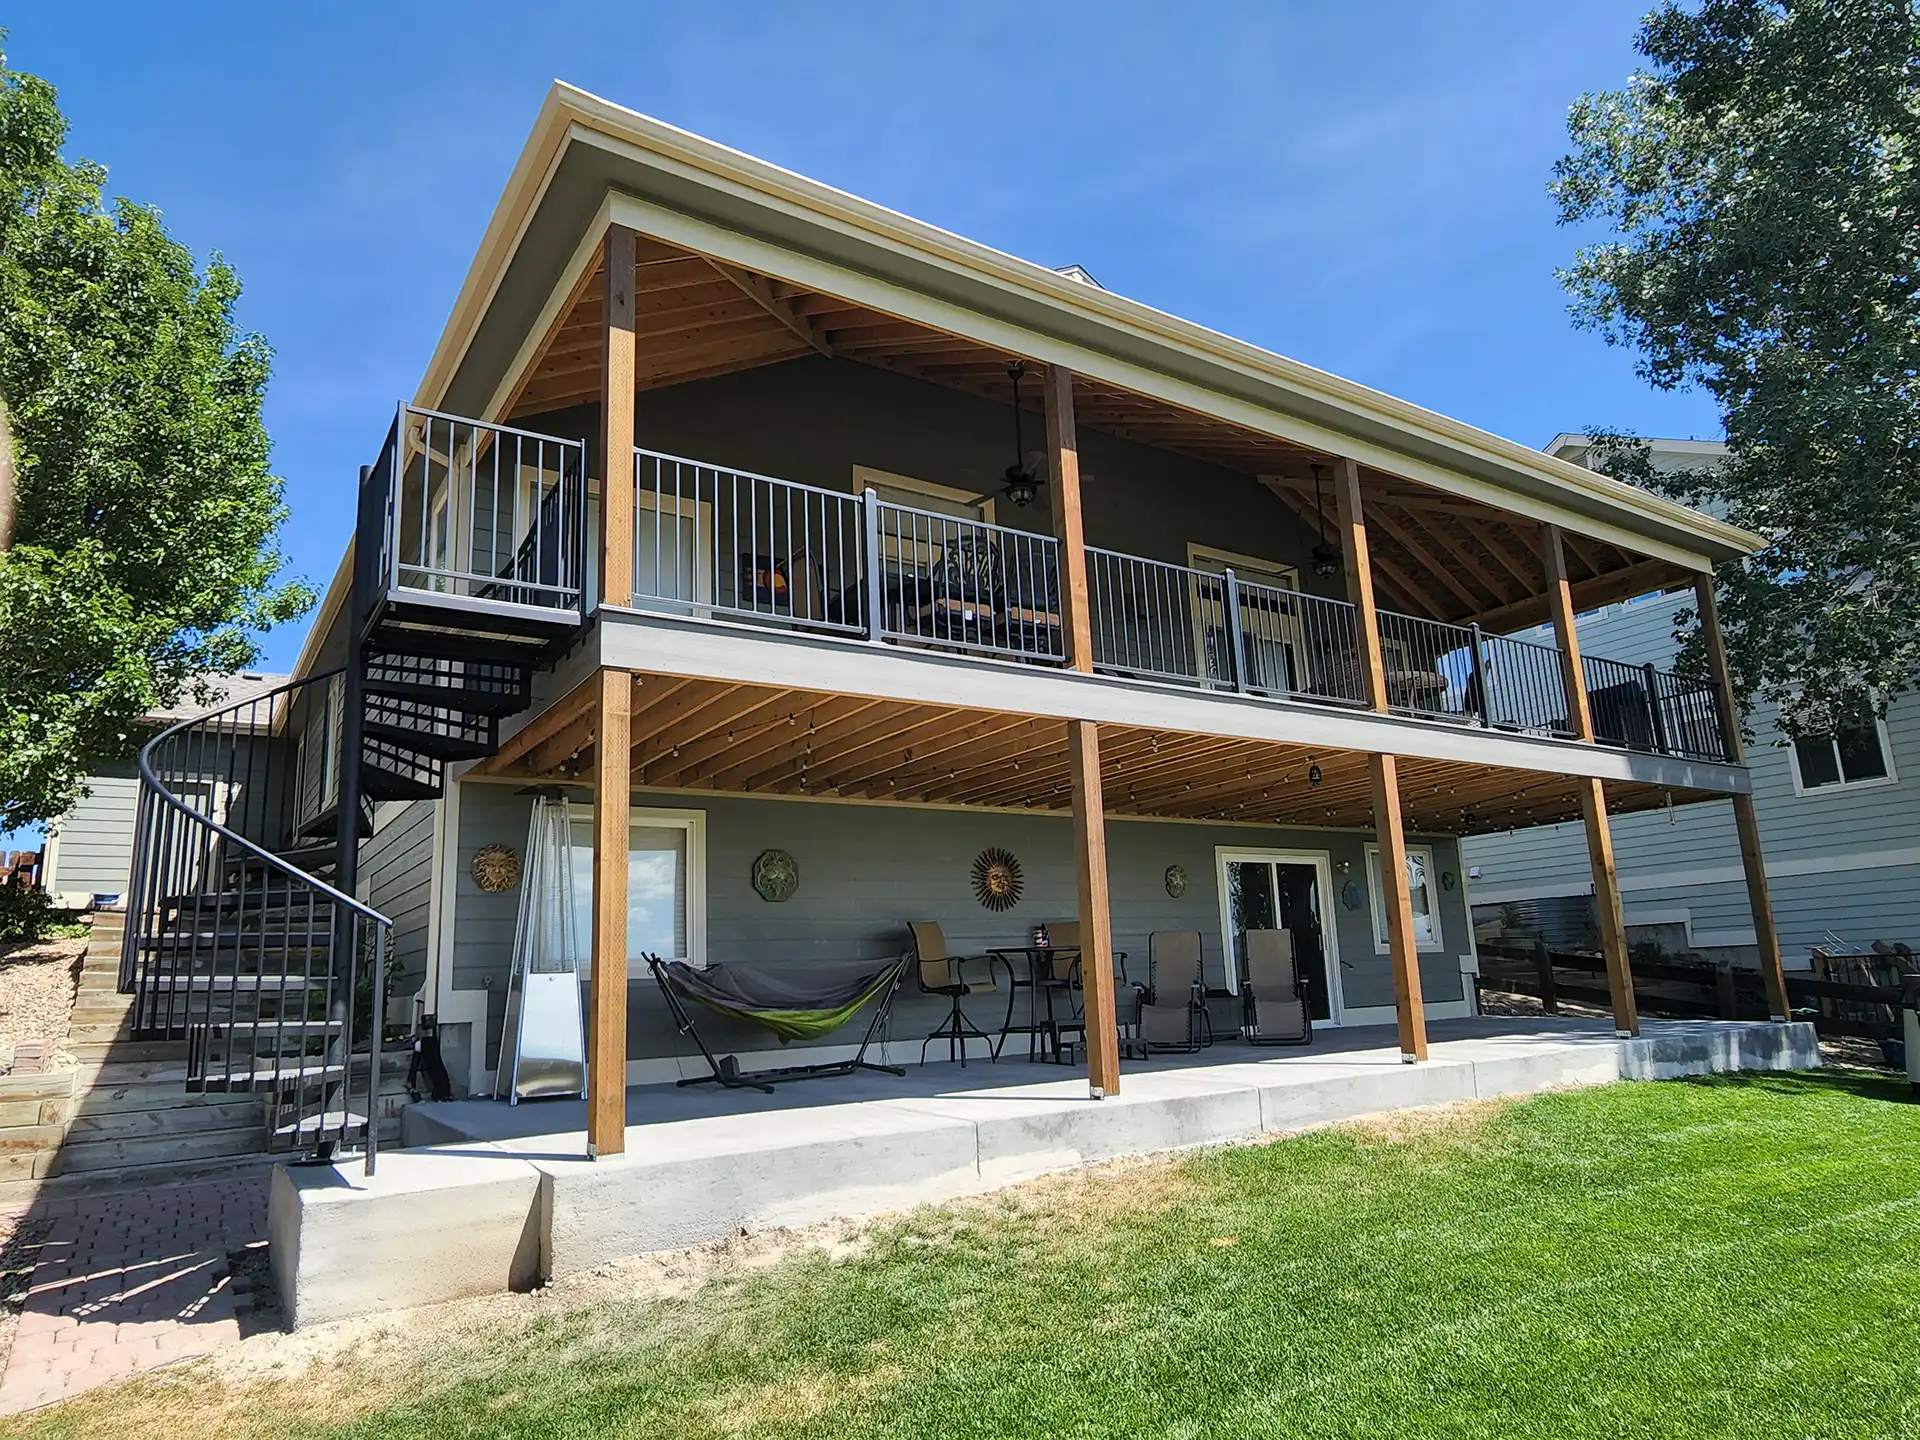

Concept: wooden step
[[65, 1097, 261, 1144], [75, 1078, 258, 1119], [48, 1124, 269, 1176], [67, 1039, 190, 1064]]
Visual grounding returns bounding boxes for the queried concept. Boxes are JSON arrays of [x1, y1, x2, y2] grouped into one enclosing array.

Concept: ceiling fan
[[968, 361, 1048, 508]]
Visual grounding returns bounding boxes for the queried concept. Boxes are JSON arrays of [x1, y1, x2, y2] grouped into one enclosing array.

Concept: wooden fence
[[1476, 939, 1911, 1042]]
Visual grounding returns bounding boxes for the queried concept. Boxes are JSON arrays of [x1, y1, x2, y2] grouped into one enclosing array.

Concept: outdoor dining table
[[985, 943, 1132, 1064]]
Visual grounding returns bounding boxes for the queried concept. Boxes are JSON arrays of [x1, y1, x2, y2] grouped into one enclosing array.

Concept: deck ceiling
[[503, 238, 1688, 631], [480, 672, 1710, 837]]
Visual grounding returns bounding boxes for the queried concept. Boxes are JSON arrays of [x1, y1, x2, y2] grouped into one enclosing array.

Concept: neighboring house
[[115, 85, 1779, 1157], [1465, 437, 1917, 967], [41, 673, 288, 907]]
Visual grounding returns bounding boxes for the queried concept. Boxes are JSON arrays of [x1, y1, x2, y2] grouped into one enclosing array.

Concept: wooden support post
[[1542, 524, 1594, 742], [1044, 365, 1093, 672], [599, 225, 638, 608], [1533, 935, 1559, 1015], [1331, 457, 1388, 714], [586, 667, 631, 1158], [1577, 777, 1638, 1037], [1067, 719, 1121, 1096], [1695, 574, 1792, 1021], [1544, 524, 1637, 1036], [1369, 753, 1428, 1062]]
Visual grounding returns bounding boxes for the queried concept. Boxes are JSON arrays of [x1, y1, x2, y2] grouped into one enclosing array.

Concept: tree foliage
[[1553, 0, 1920, 736], [0, 52, 310, 830]]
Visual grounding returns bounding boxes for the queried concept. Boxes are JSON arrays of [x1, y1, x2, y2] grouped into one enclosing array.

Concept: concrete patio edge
[[268, 1018, 1819, 1327]]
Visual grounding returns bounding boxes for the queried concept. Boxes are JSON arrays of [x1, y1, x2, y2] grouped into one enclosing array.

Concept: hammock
[[647, 954, 910, 1092]]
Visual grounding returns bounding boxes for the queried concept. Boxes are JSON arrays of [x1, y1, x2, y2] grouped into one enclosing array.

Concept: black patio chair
[[909, 921, 1001, 1066]]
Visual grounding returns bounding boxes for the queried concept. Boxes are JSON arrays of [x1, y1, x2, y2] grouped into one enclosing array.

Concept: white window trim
[[1785, 717, 1897, 798], [632, 487, 717, 606], [568, 804, 708, 972], [1365, 843, 1445, 954]]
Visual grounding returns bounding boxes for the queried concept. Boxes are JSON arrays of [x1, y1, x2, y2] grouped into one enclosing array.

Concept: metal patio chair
[[909, 921, 1001, 1066]]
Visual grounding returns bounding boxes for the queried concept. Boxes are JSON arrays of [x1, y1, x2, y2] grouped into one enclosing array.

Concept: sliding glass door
[[1216, 849, 1344, 1023]]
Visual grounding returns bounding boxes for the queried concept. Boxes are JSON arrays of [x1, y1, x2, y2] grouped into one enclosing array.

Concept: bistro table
[[985, 943, 1133, 1064]]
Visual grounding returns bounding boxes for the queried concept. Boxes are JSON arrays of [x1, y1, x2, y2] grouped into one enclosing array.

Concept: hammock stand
[[646, 953, 911, 1093]]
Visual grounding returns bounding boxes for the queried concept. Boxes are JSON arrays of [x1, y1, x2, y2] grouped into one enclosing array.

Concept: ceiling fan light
[[1311, 543, 1341, 578], [1004, 474, 1038, 507]]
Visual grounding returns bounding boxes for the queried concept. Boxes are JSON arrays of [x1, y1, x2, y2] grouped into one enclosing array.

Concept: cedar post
[[586, 668, 631, 1157], [1044, 365, 1094, 673], [1045, 367, 1119, 1094], [585, 222, 639, 1159], [1544, 524, 1638, 1036], [1334, 458, 1426, 1059], [599, 224, 638, 608], [1331, 457, 1388, 714], [1370, 754, 1428, 1062], [1694, 574, 1791, 1021], [1068, 720, 1121, 1097]]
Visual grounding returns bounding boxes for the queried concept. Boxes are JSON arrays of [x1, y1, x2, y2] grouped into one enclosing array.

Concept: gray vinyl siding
[[450, 779, 1473, 1067], [1464, 591, 1920, 960], [43, 766, 141, 898], [359, 799, 436, 1000]]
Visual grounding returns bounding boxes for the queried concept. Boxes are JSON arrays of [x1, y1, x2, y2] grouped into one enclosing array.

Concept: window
[[1790, 716, 1895, 794], [1365, 844, 1443, 953], [1186, 545, 1301, 694], [853, 466, 994, 577], [566, 808, 707, 973]]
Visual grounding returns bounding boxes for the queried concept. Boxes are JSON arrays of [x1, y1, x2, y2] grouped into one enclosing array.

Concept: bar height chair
[[909, 921, 1000, 1066]]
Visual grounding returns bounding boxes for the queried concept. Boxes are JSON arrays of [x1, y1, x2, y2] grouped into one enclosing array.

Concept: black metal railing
[[1584, 654, 1727, 761], [373, 404, 587, 621], [121, 670, 389, 1173], [1084, 548, 1369, 706], [629, 448, 868, 637], [870, 497, 1066, 663], [603, 444, 1732, 761]]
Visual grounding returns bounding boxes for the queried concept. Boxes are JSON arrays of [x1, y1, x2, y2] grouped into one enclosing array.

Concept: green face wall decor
[[752, 849, 800, 902]]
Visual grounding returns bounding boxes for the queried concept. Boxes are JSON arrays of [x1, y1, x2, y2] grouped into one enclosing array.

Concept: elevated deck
[[270, 1016, 1817, 1327]]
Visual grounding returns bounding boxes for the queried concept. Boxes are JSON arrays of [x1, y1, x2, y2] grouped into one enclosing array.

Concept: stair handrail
[[128, 667, 388, 925], [121, 666, 392, 1174]]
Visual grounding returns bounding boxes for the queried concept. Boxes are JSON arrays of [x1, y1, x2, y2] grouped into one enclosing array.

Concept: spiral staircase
[[117, 406, 587, 1169]]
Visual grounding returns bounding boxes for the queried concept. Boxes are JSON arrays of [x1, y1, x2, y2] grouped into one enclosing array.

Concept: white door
[[1215, 848, 1346, 1023]]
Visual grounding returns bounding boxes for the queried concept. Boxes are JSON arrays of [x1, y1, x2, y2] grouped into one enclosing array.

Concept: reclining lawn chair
[[1138, 930, 1210, 1053], [647, 952, 911, 1093], [1242, 928, 1312, 1046]]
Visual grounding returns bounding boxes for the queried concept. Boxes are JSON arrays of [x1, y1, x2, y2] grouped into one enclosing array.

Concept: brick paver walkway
[[0, 1175, 269, 1413]]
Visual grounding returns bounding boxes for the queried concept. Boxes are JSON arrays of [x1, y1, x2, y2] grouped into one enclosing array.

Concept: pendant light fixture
[[1310, 463, 1341, 578]]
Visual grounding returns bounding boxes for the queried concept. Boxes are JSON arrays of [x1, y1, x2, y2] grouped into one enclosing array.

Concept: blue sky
[[12, 0, 1717, 678]]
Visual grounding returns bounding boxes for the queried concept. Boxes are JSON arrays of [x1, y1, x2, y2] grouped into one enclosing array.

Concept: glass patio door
[[1218, 851, 1342, 1023]]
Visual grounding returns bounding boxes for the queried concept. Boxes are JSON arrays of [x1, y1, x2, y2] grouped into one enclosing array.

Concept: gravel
[[0, 939, 83, 1065]]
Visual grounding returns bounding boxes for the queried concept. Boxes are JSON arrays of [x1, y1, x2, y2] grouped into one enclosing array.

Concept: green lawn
[[15, 1070, 1920, 1440]]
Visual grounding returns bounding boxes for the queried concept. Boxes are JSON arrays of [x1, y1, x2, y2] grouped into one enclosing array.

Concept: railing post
[[862, 487, 885, 643], [1468, 622, 1491, 728], [1642, 662, 1670, 754], [1533, 935, 1559, 1015], [1222, 568, 1247, 693], [365, 922, 386, 1177]]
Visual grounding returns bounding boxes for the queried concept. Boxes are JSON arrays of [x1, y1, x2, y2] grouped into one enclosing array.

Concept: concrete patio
[[269, 1015, 1818, 1328]]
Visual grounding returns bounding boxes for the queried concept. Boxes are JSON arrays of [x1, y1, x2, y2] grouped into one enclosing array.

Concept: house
[[39, 673, 288, 909], [113, 84, 1789, 1171], [1464, 437, 1917, 965]]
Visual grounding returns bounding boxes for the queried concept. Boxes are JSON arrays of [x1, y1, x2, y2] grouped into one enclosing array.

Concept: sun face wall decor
[[971, 847, 1024, 912]]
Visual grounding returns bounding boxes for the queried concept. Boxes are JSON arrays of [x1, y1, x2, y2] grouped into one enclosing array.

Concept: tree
[[0, 52, 310, 831], [1552, 0, 1920, 738]]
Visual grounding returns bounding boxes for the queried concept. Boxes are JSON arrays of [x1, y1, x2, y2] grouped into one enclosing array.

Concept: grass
[[12, 1070, 1920, 1440]]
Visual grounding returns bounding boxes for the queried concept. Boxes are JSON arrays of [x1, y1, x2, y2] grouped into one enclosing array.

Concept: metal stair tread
[[361, 720, 495, 762]]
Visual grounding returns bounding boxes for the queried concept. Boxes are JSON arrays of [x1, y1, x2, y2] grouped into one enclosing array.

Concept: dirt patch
[[1340, 1095, 1512, 1148], [0, 940, 81, 1066]]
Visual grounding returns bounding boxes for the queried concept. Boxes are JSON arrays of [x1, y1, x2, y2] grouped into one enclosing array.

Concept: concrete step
[[49, 1125, 268, 1176], [65, 1097, 261, 1144]]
